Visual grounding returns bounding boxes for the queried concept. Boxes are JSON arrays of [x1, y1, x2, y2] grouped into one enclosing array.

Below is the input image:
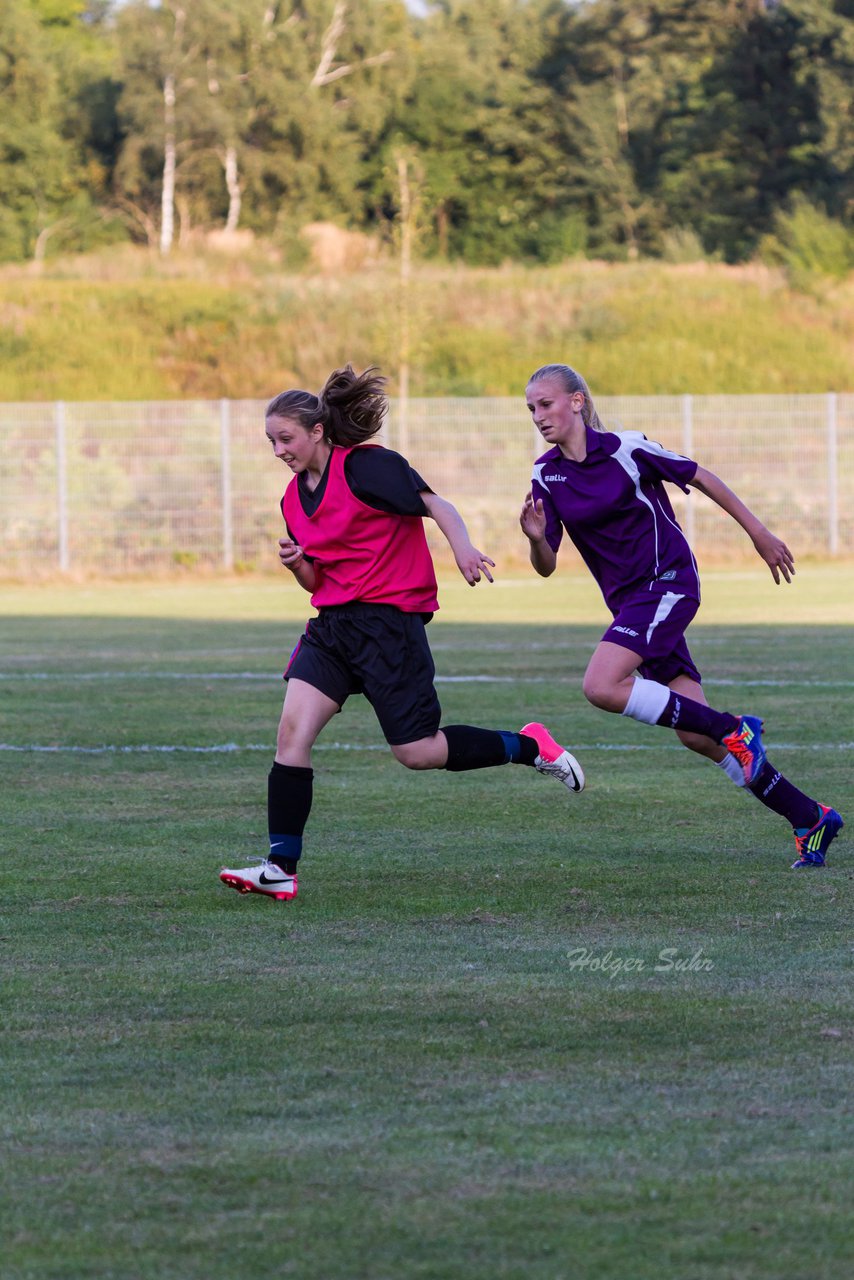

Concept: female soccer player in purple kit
[[519, 363, 843, 869], [220, 364, 584, 902]]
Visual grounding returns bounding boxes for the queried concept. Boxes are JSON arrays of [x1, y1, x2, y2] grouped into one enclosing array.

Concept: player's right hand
[[278, 537, 305, 569], [520, 492, 547, 542]]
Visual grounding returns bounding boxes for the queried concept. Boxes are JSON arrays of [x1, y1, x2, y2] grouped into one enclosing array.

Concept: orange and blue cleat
[[791, 804, 844, 869], [721, 714, 766, 786]]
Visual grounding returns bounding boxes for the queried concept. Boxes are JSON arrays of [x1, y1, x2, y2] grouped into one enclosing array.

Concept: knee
[[392, 741, 432, 770], [392, 735, 448, 770], [276, 710, 305, 755], [582, 672, 621, 713], [276, 721, 293, 754]]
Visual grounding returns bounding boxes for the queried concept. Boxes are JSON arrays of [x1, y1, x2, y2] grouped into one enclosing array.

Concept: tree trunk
[[224, 145, 242, 233], [176, 193, 192, 248], [613, 68, 629, 147], [436, 203, 449, 259], [160, 72, 176, 256], [396, 151, 412, 456], [33, 217, 72, 262]]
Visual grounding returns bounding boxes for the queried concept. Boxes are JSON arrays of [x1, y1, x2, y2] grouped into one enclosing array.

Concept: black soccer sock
[[442, 725, 537, 771], [747, 760, 818, 830], [268, 761, 313, 870]]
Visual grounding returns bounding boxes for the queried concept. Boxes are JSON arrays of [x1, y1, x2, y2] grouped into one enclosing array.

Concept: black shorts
[[284, 603, 442, 745]]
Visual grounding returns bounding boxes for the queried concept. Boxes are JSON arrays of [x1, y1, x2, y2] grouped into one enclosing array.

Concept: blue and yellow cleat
[[791, 804, 844, 869], [721, 714, 766, 786]]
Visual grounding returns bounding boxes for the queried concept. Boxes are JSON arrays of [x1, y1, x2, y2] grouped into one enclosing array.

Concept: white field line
[[2, 741, 852, 757], [1, 672, 530, 683], [1, 671, 853, 688]]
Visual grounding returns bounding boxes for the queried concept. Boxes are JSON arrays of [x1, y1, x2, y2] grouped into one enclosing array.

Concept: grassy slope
[[1, 248, 852, 400]]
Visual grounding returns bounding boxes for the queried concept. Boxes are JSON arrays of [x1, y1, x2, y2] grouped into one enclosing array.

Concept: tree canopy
[[0, 0, 851, 267]]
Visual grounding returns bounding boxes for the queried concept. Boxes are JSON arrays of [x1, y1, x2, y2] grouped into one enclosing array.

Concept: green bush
[[661, 227, 709, 265], [760, 197, 854, 286], [529, 211, 589, 264]]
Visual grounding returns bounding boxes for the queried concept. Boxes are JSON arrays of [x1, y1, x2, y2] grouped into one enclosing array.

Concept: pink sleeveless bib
[[282, 445, 439, 612]]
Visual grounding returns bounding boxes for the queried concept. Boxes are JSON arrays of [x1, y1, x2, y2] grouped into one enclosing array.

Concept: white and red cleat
[[219, 859, 298, 901], [520, 722, 585, 793]]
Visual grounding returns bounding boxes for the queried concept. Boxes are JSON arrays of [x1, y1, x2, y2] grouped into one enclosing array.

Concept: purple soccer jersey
[[531, 426, 701, 613]]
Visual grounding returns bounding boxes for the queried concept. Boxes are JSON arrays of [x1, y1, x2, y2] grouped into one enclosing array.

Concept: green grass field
[[2, 570, 852, 1280]]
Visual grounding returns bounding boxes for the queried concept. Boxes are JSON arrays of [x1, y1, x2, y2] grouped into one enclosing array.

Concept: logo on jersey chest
[[543, 473, 567, 484]]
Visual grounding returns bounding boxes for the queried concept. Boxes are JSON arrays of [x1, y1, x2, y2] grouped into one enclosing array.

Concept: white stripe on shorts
[[645, 591, 685, 646]]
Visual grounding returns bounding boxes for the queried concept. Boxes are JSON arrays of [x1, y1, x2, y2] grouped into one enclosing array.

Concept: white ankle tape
[[622, 676, 671, 726]]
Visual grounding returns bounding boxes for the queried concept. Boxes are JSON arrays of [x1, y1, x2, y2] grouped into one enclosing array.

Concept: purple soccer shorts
[[601, 589, 702, 686]]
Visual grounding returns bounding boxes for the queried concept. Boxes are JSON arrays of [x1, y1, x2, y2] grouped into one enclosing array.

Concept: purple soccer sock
[[655, 691, 739, 743], [747, 761, 818, 829]]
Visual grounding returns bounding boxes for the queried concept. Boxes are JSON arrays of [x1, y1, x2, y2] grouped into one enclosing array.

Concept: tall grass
[[1, 252, 852, 400]]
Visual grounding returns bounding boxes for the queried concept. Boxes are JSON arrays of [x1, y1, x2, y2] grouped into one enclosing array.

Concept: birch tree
[[116, 1, 204, 253]]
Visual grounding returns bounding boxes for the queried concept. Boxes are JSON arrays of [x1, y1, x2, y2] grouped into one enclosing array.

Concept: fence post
[[681, 394, 695, 547], [826, 392, 839, 556], [220, 398, 234, 570], [55, 400, 69, 572]]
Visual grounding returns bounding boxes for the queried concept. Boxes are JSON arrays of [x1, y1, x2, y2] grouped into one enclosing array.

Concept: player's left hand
[[456, 546, 496, 586], [753, 528, 795, 584]]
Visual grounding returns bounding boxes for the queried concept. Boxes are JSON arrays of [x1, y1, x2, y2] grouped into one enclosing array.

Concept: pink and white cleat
[[520, 722, 585, 794], [219, 859, 298, 901]]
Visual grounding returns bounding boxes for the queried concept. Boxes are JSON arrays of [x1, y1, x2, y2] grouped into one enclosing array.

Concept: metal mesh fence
[[1, 394, 851, 577]]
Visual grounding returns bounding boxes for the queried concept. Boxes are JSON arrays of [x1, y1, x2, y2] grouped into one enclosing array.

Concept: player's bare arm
[[689, 466, 795, 585], [421, 491, 495, 586], [278, 537, 317, 592], [520, 492, 557, 577]]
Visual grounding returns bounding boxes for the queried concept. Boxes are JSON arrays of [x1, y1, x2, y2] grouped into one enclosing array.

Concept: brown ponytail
[[266, 365, 387, 445], [319, 365, 387, 445]]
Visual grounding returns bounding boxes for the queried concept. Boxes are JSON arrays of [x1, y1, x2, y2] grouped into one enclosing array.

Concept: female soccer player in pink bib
[[220, 365, 584, 902], [519, 363, 843, 870]]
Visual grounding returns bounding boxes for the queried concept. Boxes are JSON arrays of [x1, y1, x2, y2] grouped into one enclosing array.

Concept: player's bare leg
[[582, 641, 642, 713]]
